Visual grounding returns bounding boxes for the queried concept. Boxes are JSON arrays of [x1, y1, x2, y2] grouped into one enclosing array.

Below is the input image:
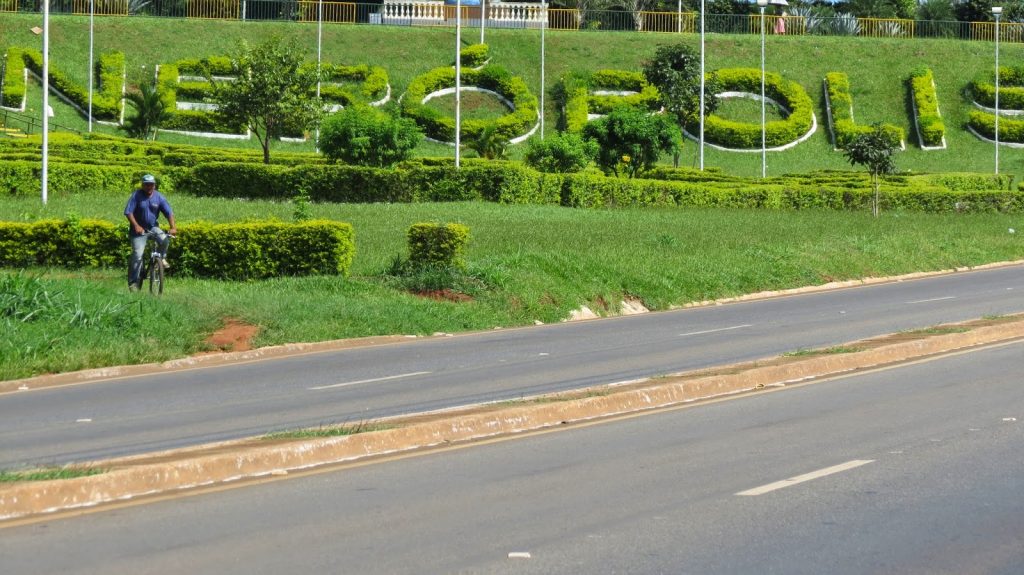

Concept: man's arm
[[124, 195, 144, 235]]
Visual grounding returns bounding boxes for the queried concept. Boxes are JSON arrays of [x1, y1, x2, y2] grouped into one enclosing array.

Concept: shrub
[[407, 222, 470, 270], [968, 110, 1024, 143], [524, 132, 598, 173], [19, 48, 123, 120], [319, 104, 422, 167], [969, 65, 1024, 110], [460, 44, 489, 68], [701, 68, 814, 149], [583, 106, 681, 178], [0, 219, 356, 279], [401, 65, 538, 143], [824, 71, 903, 149], [555, 69, 662, 133], [2, 48, 26, 107], [909, 67, 944, 147]]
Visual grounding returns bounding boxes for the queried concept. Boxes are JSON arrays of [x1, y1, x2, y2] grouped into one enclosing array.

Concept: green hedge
[[459, 44, 490, 68], [18, 48, 123, 121], [0, 160, 171, 197], [2, 48, 26, 107], [825, 71, 903, 149], [318, 63, 390, 105], [700, 68, 814, 149], [969, 65, 1024, 110], [909, 67, 944, 147], [401, 65, 538, 142], [0, 219, 355, 279], [407, 222, 470, 269], [556, 70, 661, 133], [175, 160, 1024, 213], [967, 109, 1024, 143]]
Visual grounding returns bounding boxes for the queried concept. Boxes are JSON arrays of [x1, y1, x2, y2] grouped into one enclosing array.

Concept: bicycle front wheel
[[149, 259, 164, 296]]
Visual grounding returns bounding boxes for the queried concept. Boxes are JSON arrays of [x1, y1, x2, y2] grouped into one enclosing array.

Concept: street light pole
[[699, 0, 705, 170], [42, 0, 50, 205], [315, 0, 323, 151], [758, 0, 767, 178], [993, 6, 1002, 175], [456, 0, 462, 168], [480, 0, 486, 44], [88, 0, 94, 133], [540, 0, 546, 139]]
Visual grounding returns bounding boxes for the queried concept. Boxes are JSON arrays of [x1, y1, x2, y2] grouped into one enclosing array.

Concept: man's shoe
[[160, 259, 171, 270], [128, 284, 139, 293]]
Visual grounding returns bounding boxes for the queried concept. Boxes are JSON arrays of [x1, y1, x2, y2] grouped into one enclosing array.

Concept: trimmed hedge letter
[[968, 65, 1024, 145], [695, 68, 816, 151], [823, 72, 903, 151], [401, 65, 539, 144], [0, 47, 125, 121], [556, 69, 662, 133]]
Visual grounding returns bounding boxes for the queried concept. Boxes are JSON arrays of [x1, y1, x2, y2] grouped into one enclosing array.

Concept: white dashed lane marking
[[736, 459, 875, 496], [679, 324, 753, 337], [309, 371, 431, 391]]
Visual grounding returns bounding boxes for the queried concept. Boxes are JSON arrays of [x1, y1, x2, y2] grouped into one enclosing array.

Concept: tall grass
[[2, 198, 1022, 380]]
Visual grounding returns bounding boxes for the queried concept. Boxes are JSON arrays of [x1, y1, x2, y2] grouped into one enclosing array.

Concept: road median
[[2, 315, 1023, 522]]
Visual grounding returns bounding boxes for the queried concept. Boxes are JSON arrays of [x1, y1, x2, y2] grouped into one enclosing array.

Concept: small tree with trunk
[[642, 43, 720, 167], [844, 122, 898, 217], [204, 36, 322, 164]]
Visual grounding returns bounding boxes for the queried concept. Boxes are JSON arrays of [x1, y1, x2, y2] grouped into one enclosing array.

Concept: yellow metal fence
[[298, 1, 356, 23], [1, 0, 18, 12], [188, 0, 240, 19], [72, 0, 129, 15]]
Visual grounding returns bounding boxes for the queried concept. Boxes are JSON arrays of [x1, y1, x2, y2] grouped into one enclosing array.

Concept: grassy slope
[[2, 14, 1023, 175]]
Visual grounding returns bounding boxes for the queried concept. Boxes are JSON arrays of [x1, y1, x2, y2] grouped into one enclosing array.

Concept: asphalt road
[[2, 340, 1021, 574], [2, 265, 1023, 467]]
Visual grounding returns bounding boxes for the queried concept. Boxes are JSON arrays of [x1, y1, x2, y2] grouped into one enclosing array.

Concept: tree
[[582, 106, 680, 178], [642, 43, 721, 166], [122, 81, 169, 141], [204, 36, 322, 164], [844, 123, 898, 217], [525, 132, 598, 173], [319, 104, 422, 167]]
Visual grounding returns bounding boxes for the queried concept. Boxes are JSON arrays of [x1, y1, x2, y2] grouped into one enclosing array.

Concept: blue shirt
[[124, 189, 173, 236]]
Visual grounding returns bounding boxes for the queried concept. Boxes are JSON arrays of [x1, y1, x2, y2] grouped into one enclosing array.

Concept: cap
[[141, 174, 156, 185]]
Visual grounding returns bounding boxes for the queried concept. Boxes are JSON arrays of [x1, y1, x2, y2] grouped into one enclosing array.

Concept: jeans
[[128, 227, 170, 286]]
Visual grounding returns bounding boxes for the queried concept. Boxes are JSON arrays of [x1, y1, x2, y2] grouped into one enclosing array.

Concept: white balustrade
[[381, 0, 546, 28]]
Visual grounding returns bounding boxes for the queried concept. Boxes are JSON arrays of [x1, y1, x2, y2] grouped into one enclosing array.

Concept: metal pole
[[480, 0, 486, 44], [316, 0, 323, 151], [759, 3, 766, 179], [994, 10, 1001, 175], [677, 0, 682, 33], [88, 0, 94, 133], [456, 0, 462, 168], [699, 0, 705, 170], [540, 0, 546, 139], [42, 0, 50, 205]]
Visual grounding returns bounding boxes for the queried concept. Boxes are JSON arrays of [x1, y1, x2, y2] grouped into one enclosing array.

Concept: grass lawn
[[3, 197, 1022, 380], [2, 14, 1023, 175]]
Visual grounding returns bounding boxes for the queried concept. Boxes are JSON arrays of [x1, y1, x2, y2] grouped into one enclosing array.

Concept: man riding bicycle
[[125, 174, 177, 292]]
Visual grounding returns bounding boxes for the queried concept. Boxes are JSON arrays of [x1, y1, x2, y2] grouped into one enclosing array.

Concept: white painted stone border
[[682, 91, 817, 152], [420, 86, 539, 146], [910, 77, 946, 150], [966, 124, 1024, 148], [971, 99, 1024, 116]]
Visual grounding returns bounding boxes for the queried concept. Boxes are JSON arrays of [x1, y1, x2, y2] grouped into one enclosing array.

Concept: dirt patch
[[414, 289, 473, 303], [205, 318, 260, 352]]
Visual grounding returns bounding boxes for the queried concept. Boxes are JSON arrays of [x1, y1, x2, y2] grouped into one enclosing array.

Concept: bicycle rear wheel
[[149, 259, 164, 295]]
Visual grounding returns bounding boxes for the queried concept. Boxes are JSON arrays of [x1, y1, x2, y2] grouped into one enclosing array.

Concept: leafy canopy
[[642, 42, 721, 129], [582, 106, 681, 178], [525, 132, 598, 173], [319, 104, 422, 167], [204, 36, 322, 164], [844, 122, 899, 216]]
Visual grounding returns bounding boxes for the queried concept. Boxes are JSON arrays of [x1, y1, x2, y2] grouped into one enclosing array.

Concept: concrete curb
[[3, 319, 1023, 521]]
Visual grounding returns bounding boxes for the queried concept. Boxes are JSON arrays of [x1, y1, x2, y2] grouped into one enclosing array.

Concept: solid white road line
[[308, 371, 431, 391], [736, 459, 875, 496], [906, 296, 956, 304], [679, 324, 753, 337]]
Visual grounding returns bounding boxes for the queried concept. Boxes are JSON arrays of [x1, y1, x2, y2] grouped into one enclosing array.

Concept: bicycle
[[139, 234, 174, 296]]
